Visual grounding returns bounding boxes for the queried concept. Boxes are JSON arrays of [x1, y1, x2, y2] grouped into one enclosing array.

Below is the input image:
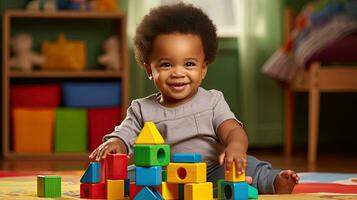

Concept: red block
[[129, 182, 143, 200], [80, 183, 106, 199], [105, 154, 128, 180], [11, 84, 60, 108], [88, 107, 121, 151], [100, 159, 106, 183]]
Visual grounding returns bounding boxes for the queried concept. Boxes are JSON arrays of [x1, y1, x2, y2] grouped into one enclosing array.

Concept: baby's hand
[[219, 144, 247, 175], [89, 137, 125, 161]]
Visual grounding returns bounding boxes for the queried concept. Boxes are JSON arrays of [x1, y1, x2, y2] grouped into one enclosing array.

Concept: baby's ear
[[202, 61, 208, 79], [144, 63, 153, 80]]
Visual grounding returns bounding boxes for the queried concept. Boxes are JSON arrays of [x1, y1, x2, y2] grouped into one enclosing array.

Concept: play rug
[[1, 171, 357, 199]]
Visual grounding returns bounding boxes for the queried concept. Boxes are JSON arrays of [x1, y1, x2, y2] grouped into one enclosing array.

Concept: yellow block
[[42, 33, 86, 71], [225, 162, 245, 182], [184, 182, 213, 200], [107, 179, 124, 200], [135, 122, 164, 144], [167, 163, 206, 183], [157, 182, 178, 200]]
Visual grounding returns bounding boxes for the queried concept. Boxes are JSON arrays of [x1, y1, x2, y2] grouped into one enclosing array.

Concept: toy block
[[134, 144, 170, 166], [129, 182, 143, 199], [135, 166, 162, 186], [37, 175, 61, 198], [107, 179, 124, 200], [167, 162, 206, 183], [184, 182, 213, 200], [221, 181, 248, 200], [80, 162, 101, 183], [217, 179, 224, 200], [162, 170, 167, 182], [106, 154, 128, 180], [100, 159, 106, 183], [134, 187, 163, 200], [13, 108, 54, 153], [172, 153, 202, 163], [124, 179, 130, 196], [55, 108, 87, 152], [225, 162, 245, 182], [178, 184, 184, 200], [248, 185, 258, 199], [80, 183, 106, 199], [135, 121, 164, 144], [156, 182, 179, 199]]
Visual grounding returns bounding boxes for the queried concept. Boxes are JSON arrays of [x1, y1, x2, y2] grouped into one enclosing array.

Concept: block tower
[[133, 121, 170, 199], [166, 153, 213, 200]]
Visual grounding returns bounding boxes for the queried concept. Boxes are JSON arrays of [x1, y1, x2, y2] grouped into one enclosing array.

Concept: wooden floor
[[0, 148, 356, 173]]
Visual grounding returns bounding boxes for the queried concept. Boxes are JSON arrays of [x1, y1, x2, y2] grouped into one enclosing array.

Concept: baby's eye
[[185, 62, 196, 67], [160, 62, 172, 68]]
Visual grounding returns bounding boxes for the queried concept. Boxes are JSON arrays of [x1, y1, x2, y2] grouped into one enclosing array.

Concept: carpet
[[1, 171, 357, 199]]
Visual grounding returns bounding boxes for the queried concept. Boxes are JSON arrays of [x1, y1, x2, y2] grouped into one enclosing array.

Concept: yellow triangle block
[[135, 122, 165, 144]]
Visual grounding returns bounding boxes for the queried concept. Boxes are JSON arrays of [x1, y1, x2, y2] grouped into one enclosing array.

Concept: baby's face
[[145, 33, 207, 107]]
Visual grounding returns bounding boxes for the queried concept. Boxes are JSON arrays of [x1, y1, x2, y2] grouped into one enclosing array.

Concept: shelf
[[9, 70, 123, 78], [4, 152, 89, 161], [5, 10, 126, 19]]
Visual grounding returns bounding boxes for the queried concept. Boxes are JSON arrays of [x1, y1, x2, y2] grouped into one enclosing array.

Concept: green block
[[37, 175, 61, 198], [217, 179, 224, 199], [134, 144, 170, 166], [248, 185, 258, 199], [55, 108, 87, 152], [162, 170, 167, 182]]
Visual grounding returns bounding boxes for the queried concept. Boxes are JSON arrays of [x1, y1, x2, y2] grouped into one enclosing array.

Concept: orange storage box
[[13, 108, 55, 153]]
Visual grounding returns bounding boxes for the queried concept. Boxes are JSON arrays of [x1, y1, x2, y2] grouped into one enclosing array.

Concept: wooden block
[[133, 187, 162, 200], [217, 179, 224, 200], [55, 108, 87, 152], [156, 182, 179, 200], [248, 185, 258, 199], [134, 144, 170, 166], [184, 182, 213, 200], [129, 182, 142, 199], [221, 181, 248, 200], [13, 108, 54, 153], [107, 179, 124, 200], [225, 162, 245, 182], [106, 154, 128, 180], [37, 175, 61, 198], [80, 183, 106, 199], [100, 159, 106, 183], [172, 153, 202, 163], [135, 166, 162, 186], [167, 162, 206, 183], [135, 122, 164, 144], [80, 162, 101, 183]]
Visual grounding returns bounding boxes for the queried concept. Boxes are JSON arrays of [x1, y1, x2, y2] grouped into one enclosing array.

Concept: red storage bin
[[11, 84, 61, 108], [88, 107, 121, 151]]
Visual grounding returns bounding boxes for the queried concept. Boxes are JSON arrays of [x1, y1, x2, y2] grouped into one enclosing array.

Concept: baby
[[90, 2, 299, 195]]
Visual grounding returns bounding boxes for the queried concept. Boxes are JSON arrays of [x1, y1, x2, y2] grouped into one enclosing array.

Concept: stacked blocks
[[105, 154, 128, 199], [167, 153, 213, 200], [37, 175, 61, 198], [134, 121, 169, 199]]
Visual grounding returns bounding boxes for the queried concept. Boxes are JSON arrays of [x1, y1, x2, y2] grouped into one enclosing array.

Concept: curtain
[[235, 0, 285, 146]]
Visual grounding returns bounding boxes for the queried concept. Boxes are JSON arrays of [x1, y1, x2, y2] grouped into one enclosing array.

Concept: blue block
[[178, 184, 184, 200], [221, 181, 248, 200], [80, 162, 101, 183], [135, 166, 162, 186], [124, 179, 130, 196], [62, 82, 121, 107], [134, 187, 162, 200], [172, 153, 202, 163]]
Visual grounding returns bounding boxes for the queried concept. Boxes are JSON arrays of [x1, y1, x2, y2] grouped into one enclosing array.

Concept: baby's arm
[[217, 119, 248, 175], [89, 137, 128, 161]]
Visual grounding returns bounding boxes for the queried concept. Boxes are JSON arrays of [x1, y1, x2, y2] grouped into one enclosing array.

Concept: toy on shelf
[[96, 0, 118, 12], [97, 36, 121, 71], [42, 33, 86, 71], [26, 0, 57, 11], [9, 33, 45, 71]]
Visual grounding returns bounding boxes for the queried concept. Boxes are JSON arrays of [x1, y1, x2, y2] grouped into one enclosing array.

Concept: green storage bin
[[55, 108, 87, 152]]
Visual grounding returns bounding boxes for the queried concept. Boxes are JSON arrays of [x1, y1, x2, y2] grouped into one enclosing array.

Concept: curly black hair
[[133, 3, 218, 66]]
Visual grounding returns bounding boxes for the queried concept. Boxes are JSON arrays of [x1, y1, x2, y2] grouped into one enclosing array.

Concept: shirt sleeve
[[103, 100, 143, 155], [212, 90, 242, 133]]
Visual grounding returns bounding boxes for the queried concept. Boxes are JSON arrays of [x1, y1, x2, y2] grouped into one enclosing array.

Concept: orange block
[[13, 108, 55, 153]]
